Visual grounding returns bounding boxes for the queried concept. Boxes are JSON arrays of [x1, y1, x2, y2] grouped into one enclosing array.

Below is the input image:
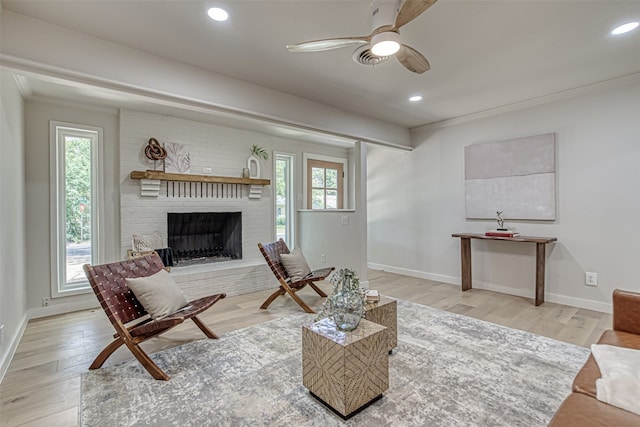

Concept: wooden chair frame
[[258, 239, 334, 313], [83, 253, 226, 380]]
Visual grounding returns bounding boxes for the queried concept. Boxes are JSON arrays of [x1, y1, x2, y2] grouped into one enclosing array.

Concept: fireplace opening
[[168, 212, 242, 266]]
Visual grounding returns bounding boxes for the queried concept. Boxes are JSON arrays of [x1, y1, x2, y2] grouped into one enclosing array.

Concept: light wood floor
[[0, 270, 611, 426]]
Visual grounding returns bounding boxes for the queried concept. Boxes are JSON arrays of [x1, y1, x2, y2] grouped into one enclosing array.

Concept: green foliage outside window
[[275, 158, 286, 200], [275, 158, 288, 236], [64, 137, 92, 243]]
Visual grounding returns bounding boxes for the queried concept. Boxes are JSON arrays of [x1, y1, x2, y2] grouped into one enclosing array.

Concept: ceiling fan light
[[207, 7, 229, 22], [371, 32, 401, 56]]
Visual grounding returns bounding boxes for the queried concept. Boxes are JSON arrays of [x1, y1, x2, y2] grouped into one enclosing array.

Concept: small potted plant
[[246, 145, 268, 178], [250, 144, 268, 160]]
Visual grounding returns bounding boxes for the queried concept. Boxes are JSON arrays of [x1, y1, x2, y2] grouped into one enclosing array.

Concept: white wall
[[0, 70, 27, 380], [270, 138, 353, 249], [300, 210, 361, 273], [24, 99, 120, 315], [299, 142, 369, 283], [368, 78, 640, 312]]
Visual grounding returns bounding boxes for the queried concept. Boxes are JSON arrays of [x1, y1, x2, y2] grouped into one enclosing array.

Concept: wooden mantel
[[130, 170, 271, 186]]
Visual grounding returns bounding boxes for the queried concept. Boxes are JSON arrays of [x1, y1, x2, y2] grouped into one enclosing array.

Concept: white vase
[[247, 155, 260, 179]]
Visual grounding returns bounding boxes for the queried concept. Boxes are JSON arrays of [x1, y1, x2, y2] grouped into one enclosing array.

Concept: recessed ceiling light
[[207, 7, 229, 22], [611, 21, 639, 35], [409, 95, 423, 102]]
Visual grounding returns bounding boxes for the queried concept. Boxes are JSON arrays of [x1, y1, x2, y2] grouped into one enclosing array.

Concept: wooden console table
[[451, 233, 557, 306]]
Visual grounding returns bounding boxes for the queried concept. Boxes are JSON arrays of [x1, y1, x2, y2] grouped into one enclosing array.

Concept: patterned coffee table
[[365, 296, 397, 352], [302, 318, 389, 419]]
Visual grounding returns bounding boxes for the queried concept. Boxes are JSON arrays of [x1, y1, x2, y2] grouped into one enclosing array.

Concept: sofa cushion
[[613, 289, 640, 335], [548, 392, 640, 426], [573, 329, 640, 397]]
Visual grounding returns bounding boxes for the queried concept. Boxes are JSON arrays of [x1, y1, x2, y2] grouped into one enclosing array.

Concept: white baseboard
[[367, 262, 612, 313], [368, 263, 459, 285], [0, 312, 29, 384], [28, 299, 100, 320], [1, 299, 101, 383], [545, 293, 612, 314]]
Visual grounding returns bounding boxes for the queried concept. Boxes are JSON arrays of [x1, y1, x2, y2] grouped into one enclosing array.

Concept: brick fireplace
[[119, 109, 277, 299]]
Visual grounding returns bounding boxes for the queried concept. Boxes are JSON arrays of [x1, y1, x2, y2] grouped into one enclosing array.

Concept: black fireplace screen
[[168, 212, 242, 264]]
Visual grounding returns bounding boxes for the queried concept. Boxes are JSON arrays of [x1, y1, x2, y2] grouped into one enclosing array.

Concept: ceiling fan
[[286, 0, 438, 74]]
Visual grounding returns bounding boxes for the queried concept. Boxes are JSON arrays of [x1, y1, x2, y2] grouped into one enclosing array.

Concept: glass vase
[[331, 289, 363, 331]]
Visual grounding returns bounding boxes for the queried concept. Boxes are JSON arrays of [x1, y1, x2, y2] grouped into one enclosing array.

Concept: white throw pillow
[[125, 269, 188, 319], [279, 247, 312, 282]]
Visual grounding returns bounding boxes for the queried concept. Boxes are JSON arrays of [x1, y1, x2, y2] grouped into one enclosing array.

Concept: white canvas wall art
[[164, 142, 191, 174], [464, 133, 556, 220]]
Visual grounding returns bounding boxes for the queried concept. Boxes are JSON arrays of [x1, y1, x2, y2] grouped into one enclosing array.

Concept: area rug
[[81, 299, 590, 426]]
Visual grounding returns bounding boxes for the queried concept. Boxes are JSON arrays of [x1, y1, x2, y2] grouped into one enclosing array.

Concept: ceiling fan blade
[[396, 44, 430, 74], [394, 0, 438, 30], [286, 37, 369, 53]]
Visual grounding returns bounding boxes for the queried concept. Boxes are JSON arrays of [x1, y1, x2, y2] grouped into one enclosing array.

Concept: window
[[307, 159, 344, 209], [50, 122, 103, 296], [274, 153, 295, 246]]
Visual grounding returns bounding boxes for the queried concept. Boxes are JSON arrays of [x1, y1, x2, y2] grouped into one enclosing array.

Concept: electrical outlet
[[42, 298, 50, 307], [202, 167, 212, 174], [585, 272, 598, 287], [0, 324, 5, 346], [341, 216, 349, 226], [321, 254, 326, 263]]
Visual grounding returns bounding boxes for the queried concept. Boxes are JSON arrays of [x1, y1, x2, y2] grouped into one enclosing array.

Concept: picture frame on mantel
[[464, 133, 556, 220], [164, 142, 191, 174]]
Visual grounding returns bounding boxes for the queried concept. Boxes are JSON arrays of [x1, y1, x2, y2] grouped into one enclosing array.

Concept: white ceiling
[[2, 0, 640, 130]]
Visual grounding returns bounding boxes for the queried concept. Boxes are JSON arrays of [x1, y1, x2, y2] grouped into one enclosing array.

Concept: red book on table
[[485, 230, 520, 237]]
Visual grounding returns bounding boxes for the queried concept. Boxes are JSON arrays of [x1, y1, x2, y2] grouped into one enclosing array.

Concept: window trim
[[302, 153, 348, 210], [49, 121, 104, 298], [307, 159, 344, 209], [273, 152, 295, 247]]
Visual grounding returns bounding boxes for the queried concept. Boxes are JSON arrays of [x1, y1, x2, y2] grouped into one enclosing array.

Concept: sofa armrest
[[613, 289, 640, 335]]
